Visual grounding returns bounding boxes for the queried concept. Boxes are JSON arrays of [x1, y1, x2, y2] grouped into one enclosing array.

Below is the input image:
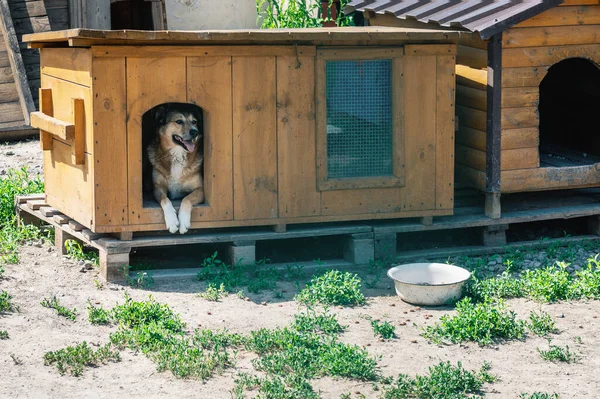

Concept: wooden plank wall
[[0, 30, 25, 128]]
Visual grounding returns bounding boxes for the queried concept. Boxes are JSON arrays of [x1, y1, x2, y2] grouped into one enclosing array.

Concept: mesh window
[[326, 59, 393, 179]]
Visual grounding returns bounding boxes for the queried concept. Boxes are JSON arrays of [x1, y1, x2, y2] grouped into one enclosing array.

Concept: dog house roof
[[347, 0, 563, 39], [23, 27, 466, 47]]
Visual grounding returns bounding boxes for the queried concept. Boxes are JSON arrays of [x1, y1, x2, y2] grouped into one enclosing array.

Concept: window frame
[[315, 47, 405, 191]]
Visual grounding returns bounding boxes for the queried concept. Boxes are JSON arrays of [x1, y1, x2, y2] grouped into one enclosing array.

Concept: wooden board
[[92, 45, 316, 58], [504, 25, 600, 48], [456, 84, 486, 110], [501, 106, 538, 129], [0, 100, 24, 124], [456, 104, 486, 131], [514, 5, 600, 27], [126, 57, 187, 225], [232, 56, 278, 220], [187, 56, 234, 221], [0, 80, 18, 102], [92, 57, 127, 228], [457, 126, 539, 151], [503, 44, 600, 68], [44, 139, 93, 227], [40, 47, 91, 86], [502, 164, 600, 193], [276, 55, 320, 218], [458, 85, 539, 109], [456, 145, 540, 171], [435, 54, 455, 210], [502, 66, 549, 87], [456, 45, 487, 69]]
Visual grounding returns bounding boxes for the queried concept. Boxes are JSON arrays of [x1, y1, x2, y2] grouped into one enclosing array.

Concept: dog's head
[[154, 105, 203, 153]]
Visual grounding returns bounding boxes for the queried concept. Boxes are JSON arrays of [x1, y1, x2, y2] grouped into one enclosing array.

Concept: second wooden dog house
[[350, 0, 600, 217], [24, 28, 459, 234]]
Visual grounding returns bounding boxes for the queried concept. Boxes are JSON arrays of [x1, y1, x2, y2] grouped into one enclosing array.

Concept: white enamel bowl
[[387, 263, 471, 306]]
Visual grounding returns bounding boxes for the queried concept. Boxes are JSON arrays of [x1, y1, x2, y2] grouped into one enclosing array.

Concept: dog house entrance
[[539, 58, 600, 168]]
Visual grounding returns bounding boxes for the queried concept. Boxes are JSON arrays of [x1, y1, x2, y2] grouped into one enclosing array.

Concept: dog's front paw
[[178, 207, 191, 234], [163, 205, 179, 234]]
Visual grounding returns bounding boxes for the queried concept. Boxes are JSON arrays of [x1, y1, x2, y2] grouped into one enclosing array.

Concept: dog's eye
[[191, 120, 197, 126], [175, 120, 184, 125]]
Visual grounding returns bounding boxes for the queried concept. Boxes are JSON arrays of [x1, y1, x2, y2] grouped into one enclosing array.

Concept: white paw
[[163, 204, 179, 234], [178, 207, 191, 234]]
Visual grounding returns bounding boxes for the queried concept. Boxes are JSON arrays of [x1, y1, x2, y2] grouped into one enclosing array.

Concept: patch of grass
[[295, 270, 366, 307], [528, 311, 557, 337], [281, 263, 305, 281], [292, 308, 346, 335], [257, 0, 355, 29], [198, 283, 228, 301], [64, 239, 99, 265], [380, 361, 495, 399], [422, 298, 527, 346], [233, 372, 319, 399], [371, 319, 396, 339], [538, 342, 578, 363], [41, 296, 77, 321], [87, 301, 111, 325], [43, 341, 120, 376], [0, 330, 8, 339], [121, 265, 155, 289], [519, 393, 560, 399], [0, 290, 17, 312]]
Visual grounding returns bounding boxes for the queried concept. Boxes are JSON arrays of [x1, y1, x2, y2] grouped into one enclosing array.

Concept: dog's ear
[[153, 105, 167, 126]]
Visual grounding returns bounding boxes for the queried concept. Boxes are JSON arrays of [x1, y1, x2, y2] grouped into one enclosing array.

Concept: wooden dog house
[[350, 0, 600, 218], [23, 28, 459, 238]]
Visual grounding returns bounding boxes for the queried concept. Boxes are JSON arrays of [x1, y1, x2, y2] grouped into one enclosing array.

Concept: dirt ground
[[1, 139, 600, 398]]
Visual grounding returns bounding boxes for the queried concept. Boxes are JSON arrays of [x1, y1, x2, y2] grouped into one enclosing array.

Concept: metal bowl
[[387, 263, 471, 306]]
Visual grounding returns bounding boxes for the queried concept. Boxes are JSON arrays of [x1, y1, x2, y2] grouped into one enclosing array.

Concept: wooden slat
[[560, 0, 600, 6], [456, 104, 486, 131], [68, 219, 84, 231], [0, 0, 35, 124], [126, 57, 186, 225], [457, 126, 539, 151], [456, 144, 540, 171], [71, 98, 84, 164], [29, 111, 74, 140], [404, 44, 456, 56], [9, 0, 47, 19], [92, 45, 316, 58], [504, 25, 600, 48], [399, 54, 437, 211], [0, 100, 24, 124], [276, 55, 320, 218], [502, 164, 600, 193], [52, 213, 70, 224], [435, 54, 455, 210], [40, 47, 91, 87], [39, 87, 52, 150], [27, 199, 47, 210], [0, 80, 18, 102], [503, 44, 600, 68], [502, 66, 549, 88], [455, 163, 486, 191], [455, 64, 486, 89], [459, 85, 539, 109], [501, 106, 538, 129], [187, 56, 234, 221], [456, 84, 486, 110], [232, 56, 278, 220], [39, 206, 59, 217], [514, 5, 600, 27], [457, 45, 487, 69]]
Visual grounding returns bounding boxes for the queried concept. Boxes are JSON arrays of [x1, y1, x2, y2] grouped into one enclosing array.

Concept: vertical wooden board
[[126, 57, 187, 224], [435, 54, 455, 210], [40, 74, 93, 153], [276, 55, 320, 218], [92, 57, 127, 227], [187, 56, 233, 221], [399, 55, 437, 211], [232, 56, 277, 220], [44, 140, 93, 227]]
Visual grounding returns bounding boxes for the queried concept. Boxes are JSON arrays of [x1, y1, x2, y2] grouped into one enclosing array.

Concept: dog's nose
[[190, 129, 199, 139]]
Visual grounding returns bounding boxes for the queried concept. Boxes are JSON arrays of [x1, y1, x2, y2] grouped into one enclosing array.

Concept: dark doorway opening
[[539, 58, 600, 167], [111, 0, 155, 30]]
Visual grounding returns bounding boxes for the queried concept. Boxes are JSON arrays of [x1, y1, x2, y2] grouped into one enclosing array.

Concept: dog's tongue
[[182, 139, 195, 152]]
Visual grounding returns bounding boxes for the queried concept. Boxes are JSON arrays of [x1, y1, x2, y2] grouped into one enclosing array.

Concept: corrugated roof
[[347, 0, 564, 39]]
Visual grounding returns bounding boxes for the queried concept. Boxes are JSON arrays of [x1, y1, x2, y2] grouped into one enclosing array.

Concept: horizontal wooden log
[[457, 45, 487, 69], [30, 111, 75, 140], [515, 5, 600, 27], [501, 106, 538, 129], [0, 64, 39, 84], [456, 84, 486, 110], [0, 81, 18, 103], [457, 85, 539, 110], [0, 101, 24, 124], [456, 144, 540, 172], [456, 104, 486, 131], [455, 64, 486, 89], [503, 44, 600, 68], [404, 44, 457, 56], [504, 25, 600, 48], [26, 199, 47, 210], [455, 163, 486, 191], [458, 34, 488, 50], [502, 163, 600, 193], [456, 126, 539, 151], [502, 66, 549, 87]]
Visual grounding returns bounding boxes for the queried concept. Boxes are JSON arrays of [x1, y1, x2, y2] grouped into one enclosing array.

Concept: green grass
[[121, 265, 155, 289], [519, 393, 560, 399], [64, 239, 99, 265], [528, 311, 557, 337], [0, 290, 17, 312], [43, 341, 120, 376], [233, 372, 320, 399], [41, 296, 77, 321], [380, 361, 495, 399], [87, 301, 111, 325], [0, 330, 8, 339], [538, 343, 578, 363], [295, 270, 366, 306], [198, 283, 228, 301], [292, 308, 346, 335], [422, 298, 527, 346], [256, 0, 355, 29], [371, 319, 396, 339]]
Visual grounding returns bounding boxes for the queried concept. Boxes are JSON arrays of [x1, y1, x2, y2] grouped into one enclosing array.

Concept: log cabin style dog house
[[23, 28, 460, 239], [350, 0, 600, 218]]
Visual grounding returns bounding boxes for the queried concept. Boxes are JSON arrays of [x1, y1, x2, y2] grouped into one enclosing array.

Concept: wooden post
[[54, 228, 80, 255], [72, 98, 85, 164], [39, 89, 53, 150], [485, 33, 502, 219], [99, 248, 130, 282]]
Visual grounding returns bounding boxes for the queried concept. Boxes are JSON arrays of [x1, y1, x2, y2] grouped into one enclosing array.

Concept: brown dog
[[147, 105, 204, 234]]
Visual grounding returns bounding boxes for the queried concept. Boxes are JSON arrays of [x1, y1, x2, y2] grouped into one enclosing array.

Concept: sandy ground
[[1, 139, 600, 398]]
